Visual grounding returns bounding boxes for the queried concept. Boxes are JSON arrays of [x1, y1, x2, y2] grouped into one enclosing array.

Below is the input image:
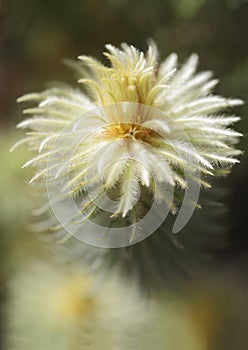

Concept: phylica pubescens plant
[[13, 42, 243, 243]]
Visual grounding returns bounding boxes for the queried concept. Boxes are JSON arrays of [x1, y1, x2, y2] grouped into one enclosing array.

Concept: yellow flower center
[[101, 123, 157, 142]]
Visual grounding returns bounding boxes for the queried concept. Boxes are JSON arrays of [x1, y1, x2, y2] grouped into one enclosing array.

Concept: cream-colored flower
[[6, 261, 154, 350], [7, 261, 204, 350], [13, 42, 243, 241]]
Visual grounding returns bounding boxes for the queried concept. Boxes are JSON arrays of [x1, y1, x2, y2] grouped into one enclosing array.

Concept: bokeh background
[[0, 0, 248, 349]]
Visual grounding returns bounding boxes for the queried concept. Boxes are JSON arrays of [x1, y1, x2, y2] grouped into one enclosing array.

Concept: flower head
[[14, 42, 243, 245], [7, 261, 158, 350]]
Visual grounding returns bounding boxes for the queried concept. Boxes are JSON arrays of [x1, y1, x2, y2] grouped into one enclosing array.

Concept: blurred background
[[0, 0, 248, 349]]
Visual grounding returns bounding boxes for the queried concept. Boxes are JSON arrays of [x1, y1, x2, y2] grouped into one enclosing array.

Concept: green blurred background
[[0, 0, 248, 349]]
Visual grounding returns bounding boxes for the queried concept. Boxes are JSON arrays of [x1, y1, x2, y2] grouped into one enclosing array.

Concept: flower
[[13, 42, 243, 244], [7, 261, 160, 350]]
